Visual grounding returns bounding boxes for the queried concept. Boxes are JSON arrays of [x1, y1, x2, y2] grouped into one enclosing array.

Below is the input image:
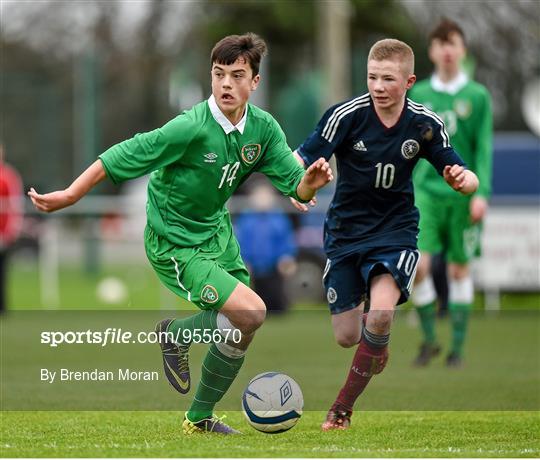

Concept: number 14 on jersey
[[218, 161, 241, 189]]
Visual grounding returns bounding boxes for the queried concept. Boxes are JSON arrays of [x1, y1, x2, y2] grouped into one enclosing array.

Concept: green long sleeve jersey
[[99, 96, 306, 247], [409, 73, 493, 198]]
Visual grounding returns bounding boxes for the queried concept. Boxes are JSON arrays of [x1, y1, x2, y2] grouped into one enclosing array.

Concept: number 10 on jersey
[[375, 162, 395, 189]]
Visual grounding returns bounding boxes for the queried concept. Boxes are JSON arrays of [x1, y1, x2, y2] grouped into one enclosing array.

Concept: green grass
[[7, 262, 540, 310], [2, 311, 539, 411], [8, 261, 184, 309], [2, 411, 539, 457], [2, 262, 540, 456], [2, 311, 539, 456]]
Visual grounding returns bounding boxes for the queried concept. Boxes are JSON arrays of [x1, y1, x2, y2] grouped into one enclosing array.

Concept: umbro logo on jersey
[[353, 140, 367, 151], [204, 152, 218, 163]]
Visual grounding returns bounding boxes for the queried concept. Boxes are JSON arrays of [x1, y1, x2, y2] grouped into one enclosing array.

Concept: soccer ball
[[242, 372, 303, 433]]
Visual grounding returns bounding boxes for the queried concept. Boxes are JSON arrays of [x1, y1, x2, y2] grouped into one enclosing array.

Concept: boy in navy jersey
[[291, 39, 479, 430]]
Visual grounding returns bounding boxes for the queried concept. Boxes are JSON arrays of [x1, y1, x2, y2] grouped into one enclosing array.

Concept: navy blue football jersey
[[297, 93, 465, 258]]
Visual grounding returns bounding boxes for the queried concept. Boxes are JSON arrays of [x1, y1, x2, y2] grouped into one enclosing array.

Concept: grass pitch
[[2, 410, 539, 457], [2, 311, 539, 457], [2, 263, 540, 457]]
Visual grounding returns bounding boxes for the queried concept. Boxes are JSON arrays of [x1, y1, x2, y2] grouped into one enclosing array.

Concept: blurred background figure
[[430, 253, 449, 317], [410, 18, 493, 368], [235, 180, 297, 314], [0, 144, 23, 313]]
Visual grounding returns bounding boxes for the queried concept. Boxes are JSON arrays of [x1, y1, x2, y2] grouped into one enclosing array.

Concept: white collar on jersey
[[430, 71, 469, 95], [208, 94, 247, 135]]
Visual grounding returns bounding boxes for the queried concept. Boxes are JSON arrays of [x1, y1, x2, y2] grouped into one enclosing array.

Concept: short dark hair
[[429, 18, 466, 45], [211, 33, 267, 77]]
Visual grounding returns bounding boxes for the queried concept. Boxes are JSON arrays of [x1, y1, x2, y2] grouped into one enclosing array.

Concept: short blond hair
[[368, 39, 415, 76]]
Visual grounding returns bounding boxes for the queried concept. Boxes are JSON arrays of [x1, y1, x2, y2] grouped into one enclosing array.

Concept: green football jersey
[[409, 72, 493, 198], [99, 96, 306, 247]]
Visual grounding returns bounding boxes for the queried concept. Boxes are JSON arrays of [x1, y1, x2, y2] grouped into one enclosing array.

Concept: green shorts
[[416, 191, 481, 264], [144, 224, 250, 310]]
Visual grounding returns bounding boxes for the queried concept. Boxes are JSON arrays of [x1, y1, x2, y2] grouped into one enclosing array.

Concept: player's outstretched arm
[[296, 157, 333, 203], [28, 159, 107, 213], [443, 165, 479, 195]]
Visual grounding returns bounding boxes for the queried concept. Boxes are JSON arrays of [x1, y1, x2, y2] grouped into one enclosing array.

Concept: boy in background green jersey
[[409, 19, 493, 368], [29, 33, 333, 434]]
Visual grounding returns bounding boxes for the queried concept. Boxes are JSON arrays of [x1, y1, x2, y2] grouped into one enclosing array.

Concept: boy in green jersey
[[29, 33, 333, 434], [409, 19, 493, 367]]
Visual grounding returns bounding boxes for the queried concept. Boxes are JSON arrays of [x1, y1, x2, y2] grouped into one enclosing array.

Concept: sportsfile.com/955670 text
[[40, 328, 241, 348]]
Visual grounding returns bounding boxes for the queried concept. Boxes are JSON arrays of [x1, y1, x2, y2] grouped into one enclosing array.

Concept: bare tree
[[1, 0, 195, 186], [402, 0, 540, 129]]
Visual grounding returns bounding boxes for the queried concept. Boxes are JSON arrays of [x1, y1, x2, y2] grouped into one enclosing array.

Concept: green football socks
[[166, 311, 245, 422], [416, 301, 437, 344], [187, 344, 245, 422], [167, 310, 218, 345], [449, 302, 470, 357]]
